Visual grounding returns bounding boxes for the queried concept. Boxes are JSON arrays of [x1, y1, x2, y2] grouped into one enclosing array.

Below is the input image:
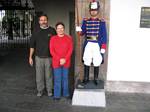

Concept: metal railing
[[0, 9, 34, 49]]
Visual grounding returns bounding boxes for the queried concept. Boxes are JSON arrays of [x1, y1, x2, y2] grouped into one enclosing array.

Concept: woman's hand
[[60, 58, 66, 65]]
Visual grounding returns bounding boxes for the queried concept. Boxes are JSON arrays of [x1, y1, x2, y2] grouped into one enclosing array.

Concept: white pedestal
[[72, 89, 106, 107]]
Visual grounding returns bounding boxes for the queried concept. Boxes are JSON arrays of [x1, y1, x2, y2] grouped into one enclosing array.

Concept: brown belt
[[86, 36, 98, 41]]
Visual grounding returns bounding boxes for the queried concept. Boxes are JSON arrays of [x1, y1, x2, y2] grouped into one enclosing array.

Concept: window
[[0, 10, 5, 21]]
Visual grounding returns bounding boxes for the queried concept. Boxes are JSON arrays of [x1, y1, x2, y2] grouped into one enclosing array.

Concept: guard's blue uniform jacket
[[81, 18, 107, 50]]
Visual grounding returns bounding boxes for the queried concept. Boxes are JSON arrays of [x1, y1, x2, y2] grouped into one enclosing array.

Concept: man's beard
[[40, 24, 48, 29]]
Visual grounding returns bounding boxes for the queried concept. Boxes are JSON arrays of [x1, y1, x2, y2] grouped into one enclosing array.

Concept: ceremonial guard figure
[[76, 0, 107, 85]]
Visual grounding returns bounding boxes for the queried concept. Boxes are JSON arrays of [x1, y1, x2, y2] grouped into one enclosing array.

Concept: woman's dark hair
[[55, 22, 65, 29], [39, 14, 48, 20]]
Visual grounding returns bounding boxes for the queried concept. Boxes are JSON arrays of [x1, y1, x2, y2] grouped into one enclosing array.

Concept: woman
[[49, 22, 73, 100]]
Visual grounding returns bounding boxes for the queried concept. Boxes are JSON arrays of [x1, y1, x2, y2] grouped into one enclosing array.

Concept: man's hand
[[100, 49, 105, 54], [76, 26, 82, 32], [29, 48, 34, 67], [60, 58, 66, 65], [29, 57, 33, 66]]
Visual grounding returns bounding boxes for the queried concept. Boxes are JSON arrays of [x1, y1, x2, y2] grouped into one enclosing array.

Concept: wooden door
[[75, 0, 110, 83]]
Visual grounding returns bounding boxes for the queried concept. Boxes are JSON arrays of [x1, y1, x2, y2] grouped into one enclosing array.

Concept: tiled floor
[[0, 48, 150, 112]]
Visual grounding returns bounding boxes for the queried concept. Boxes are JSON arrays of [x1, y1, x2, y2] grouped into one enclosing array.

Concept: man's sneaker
[[37, 91, 43, 97], [48, 91, 52, 97]]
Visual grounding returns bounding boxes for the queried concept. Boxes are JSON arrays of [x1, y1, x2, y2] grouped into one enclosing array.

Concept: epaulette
[[83, 17, 90, 21], [100, 18, 106, 22]]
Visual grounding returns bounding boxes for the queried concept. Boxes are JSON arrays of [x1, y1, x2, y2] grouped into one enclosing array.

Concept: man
[[29, 14, 56, 97], [76, 1, 107, 85]]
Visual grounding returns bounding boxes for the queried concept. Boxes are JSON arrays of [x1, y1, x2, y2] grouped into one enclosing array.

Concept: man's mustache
[[41, 23, 47, 25]]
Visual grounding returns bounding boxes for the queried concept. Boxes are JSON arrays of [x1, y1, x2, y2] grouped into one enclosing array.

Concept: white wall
[[107, 0, 150, 82]]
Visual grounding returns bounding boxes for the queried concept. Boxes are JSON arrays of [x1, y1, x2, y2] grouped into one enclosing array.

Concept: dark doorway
[[0, 0, 75, 103], [0, 1, 34, 51]]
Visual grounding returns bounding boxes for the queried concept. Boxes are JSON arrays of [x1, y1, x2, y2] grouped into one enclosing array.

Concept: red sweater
[[49, 34, 73, 68]]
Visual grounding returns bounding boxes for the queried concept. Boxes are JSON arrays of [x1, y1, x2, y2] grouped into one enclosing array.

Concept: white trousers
[[83, 42, 102, 66]]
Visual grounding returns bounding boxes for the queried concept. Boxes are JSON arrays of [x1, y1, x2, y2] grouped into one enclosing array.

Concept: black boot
[[82, 65, 90, 84], [94, 67, 99, 85]]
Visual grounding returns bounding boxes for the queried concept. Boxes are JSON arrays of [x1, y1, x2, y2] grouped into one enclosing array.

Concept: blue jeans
[[53, 67, 69, 98]]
